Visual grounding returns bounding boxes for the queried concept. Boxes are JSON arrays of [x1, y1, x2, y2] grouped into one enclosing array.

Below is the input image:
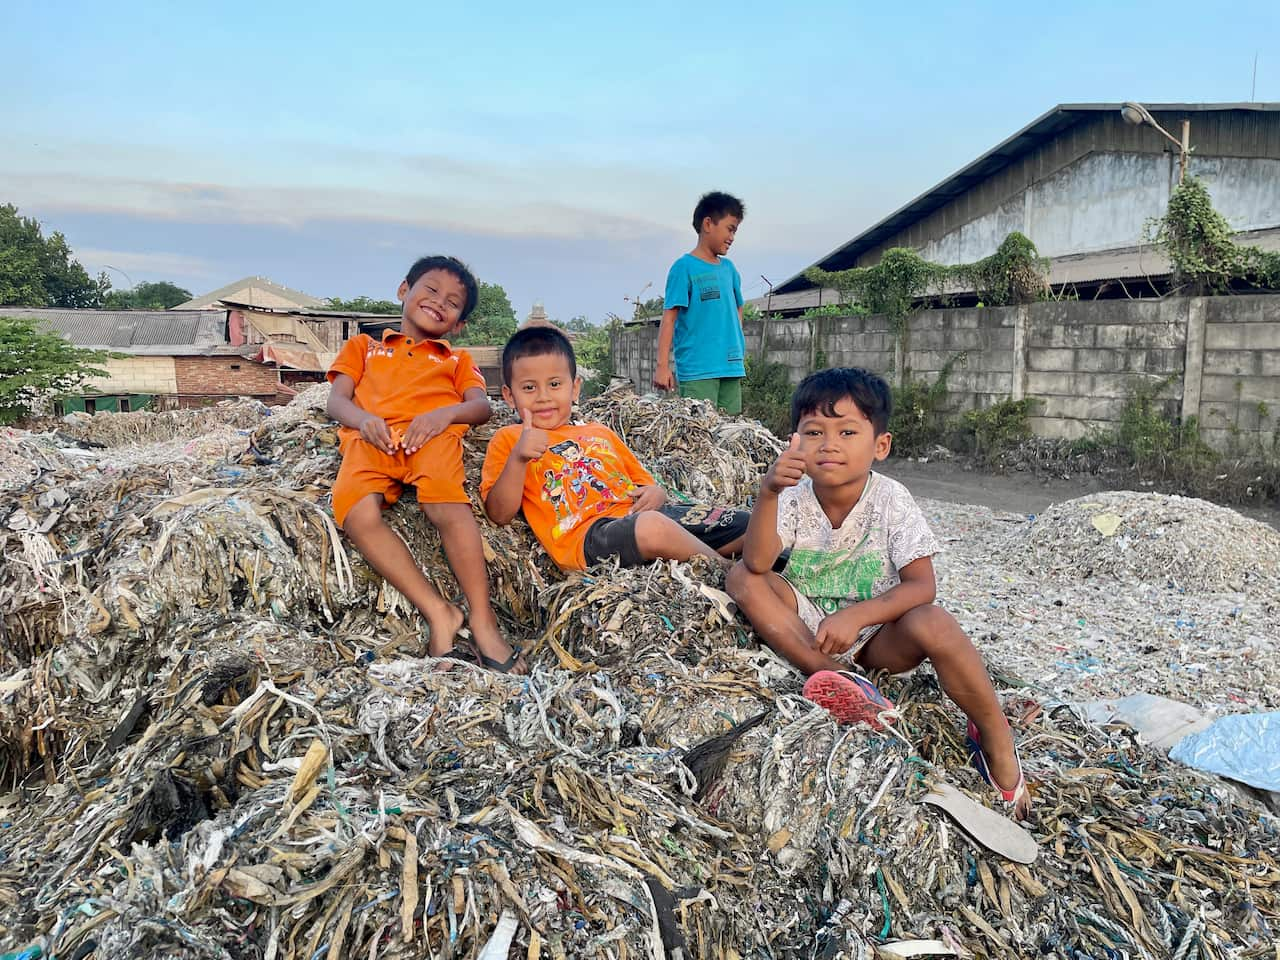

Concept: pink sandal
[[803, 671, 896, 731], [966, 718, 1029, 813]]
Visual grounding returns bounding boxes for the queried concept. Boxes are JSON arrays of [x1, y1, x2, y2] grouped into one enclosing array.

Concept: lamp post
[[102, 264, 135, 290], [1120, 102, 1191, 183]]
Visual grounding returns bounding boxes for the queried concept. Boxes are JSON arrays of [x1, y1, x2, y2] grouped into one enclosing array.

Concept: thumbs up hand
[[763, 432, 807, 495], [514, 406, 550, 463]]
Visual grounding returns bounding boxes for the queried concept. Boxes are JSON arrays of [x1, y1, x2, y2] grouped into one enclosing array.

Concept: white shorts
[[782, 577, 883, 663]]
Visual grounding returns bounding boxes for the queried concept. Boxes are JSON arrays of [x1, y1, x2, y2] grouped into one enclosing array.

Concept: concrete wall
[[859, 110, 1280, 268], [612, 294, 1280, 450], [86, 357, 178, 395]]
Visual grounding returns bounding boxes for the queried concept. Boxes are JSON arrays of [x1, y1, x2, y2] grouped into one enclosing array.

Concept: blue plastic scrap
[[1169, 712, 1280, 792]]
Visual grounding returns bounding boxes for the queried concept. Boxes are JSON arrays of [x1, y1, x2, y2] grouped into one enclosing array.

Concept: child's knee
[[901, 604, 964, 652], [340, 496, 383, 536], [420, 500, 470, 529], [631, 511, 669, 555]]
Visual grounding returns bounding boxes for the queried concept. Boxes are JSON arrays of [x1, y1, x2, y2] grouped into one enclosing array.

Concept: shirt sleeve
[[886, 485, 940, 571], [452, 348, 488, 395], [327, 334, 368, 384], [732, 263, 744, 309], [663, 258, 690, 310], [479, 425, 518, 500], [606, 428, 657, 487], [775, 486, 800, 551]]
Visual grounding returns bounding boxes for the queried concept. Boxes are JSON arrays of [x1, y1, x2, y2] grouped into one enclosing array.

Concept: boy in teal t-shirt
[[654, 191, 746, 414]]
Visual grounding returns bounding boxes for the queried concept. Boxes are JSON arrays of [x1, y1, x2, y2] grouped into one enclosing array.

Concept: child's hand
[[403, 409, 454, 453], [513, 407, 549, 463], [815, 606, 865, 656], [763, 433, 806, 494], [359, 414, 397, 454], [627, 484, 667, 515], [652, 363, 676, 391]]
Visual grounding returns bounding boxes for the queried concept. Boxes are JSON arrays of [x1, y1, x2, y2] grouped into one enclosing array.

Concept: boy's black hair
[[405, 255, 480, 322], [501, 325, 577, 386], [692, 191, 745, 233], [791, 367, 892, 435]]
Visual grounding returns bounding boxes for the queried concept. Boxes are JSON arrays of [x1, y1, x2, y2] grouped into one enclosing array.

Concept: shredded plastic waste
[[0, 385, 1276, 958]]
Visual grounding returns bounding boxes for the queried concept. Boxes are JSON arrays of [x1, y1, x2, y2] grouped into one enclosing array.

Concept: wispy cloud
[[74, 248, 220, 284]]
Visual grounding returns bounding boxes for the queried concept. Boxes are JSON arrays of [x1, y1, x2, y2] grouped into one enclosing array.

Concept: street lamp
[[102, 264, 135, 289], [1120, 101, 1191, 183]]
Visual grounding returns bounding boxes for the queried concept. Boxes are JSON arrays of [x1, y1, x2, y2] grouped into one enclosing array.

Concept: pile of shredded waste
[[1004, 490, 1280, 593], [0, 385, 1276, 959]]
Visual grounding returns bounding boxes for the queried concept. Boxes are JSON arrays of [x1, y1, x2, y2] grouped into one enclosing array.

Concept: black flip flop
[[479, 644, 524, 674]]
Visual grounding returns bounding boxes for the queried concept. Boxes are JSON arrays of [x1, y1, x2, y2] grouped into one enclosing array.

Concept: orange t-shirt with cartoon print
[[480, 422, 656, 570], [326, 329, 486, 440]]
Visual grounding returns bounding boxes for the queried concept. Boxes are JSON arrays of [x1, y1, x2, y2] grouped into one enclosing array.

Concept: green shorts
[[678, 377, 743, 415]]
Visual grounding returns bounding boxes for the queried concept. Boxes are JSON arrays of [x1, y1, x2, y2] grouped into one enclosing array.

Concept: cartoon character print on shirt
[[542, 436, 636, 540]]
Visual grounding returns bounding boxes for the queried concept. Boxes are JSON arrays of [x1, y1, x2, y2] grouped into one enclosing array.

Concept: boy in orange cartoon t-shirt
[[326, 255, 525, 673], [481, 326, 748, 571]]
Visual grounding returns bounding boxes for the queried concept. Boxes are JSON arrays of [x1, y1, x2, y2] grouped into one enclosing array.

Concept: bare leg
[[724, 563, 845, 674], [421, 501, 527, 675], [716, 534, 745, 558], [859, 605, 1026, 813], [342, 494, 463, 654], [634, 512, 730, 567]]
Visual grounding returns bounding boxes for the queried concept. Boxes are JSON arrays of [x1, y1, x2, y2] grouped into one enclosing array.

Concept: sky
[[3, 0, 1278, 320]]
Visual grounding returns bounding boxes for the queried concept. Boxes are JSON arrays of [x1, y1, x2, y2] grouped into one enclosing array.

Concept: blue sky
[[3, 0, 1277, 319]]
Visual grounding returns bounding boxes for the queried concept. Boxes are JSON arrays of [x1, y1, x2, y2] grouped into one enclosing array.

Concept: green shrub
[[888, 355, 965, 457], [742, 356, 794, 437], [960, 397, 1038, 460]]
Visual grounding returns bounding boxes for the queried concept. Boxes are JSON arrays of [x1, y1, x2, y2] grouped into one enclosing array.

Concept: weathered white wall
[[918, 152, 1280, 265]]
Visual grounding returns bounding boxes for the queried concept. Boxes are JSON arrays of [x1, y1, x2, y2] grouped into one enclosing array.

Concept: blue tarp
[[1169, 712, 1280, 792]]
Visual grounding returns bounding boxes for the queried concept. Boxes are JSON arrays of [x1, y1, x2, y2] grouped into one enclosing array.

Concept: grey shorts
[[582, 502, 749, 568], [781, 576, 883, 664]]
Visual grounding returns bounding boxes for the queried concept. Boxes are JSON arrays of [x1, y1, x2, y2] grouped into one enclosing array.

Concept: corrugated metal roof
[[174, 277, 326, 310], [0, 307, 228, 351], [774, 102, 1280, 295]]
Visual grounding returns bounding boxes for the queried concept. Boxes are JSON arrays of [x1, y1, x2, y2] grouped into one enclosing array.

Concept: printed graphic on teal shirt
[[693, 271, 722, 302], [785, 547, 885, 615]]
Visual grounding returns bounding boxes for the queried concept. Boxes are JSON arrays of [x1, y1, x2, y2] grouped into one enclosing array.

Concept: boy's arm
[[483, 412, 548, 524], [654, 308, 678, 390], [814, 557, 937, 655], [743, 433, 804, 573], [327, 373, 396, 453], [402, 387, 492, 454]]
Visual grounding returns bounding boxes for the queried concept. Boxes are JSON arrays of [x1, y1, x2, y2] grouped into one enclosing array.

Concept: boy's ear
[[571, 375, 583, 403], [700, 215, 714, 235], [396, 280, 409, 303], [874, 431, 893, 461], [501, 384, 515, 408]]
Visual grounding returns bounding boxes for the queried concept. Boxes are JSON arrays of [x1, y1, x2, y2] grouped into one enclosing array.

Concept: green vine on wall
[[1145, 176, 1280, 293]]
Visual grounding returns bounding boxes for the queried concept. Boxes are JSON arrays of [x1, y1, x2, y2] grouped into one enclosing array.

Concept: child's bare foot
[[425, 602, 467, 658], [470, 612, 528, 675]]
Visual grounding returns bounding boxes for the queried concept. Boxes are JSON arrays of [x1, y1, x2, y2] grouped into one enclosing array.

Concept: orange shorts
[[332, 429, 468, 527]]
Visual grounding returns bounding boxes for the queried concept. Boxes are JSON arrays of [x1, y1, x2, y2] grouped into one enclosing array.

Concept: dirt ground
[[878, 456, 1280, 530]]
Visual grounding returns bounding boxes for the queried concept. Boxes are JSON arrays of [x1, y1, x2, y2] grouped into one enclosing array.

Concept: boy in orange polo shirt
[[482, 326, 748, 571], [327, 255, 525, 673]]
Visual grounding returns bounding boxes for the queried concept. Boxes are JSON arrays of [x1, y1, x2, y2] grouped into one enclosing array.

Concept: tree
[[562, 315, 596, 333], [453, 281, 517, 345], [325, 296, 400, 314], [0, 204, 107, 308], [0, 316, 110, 423], [103, 281, 193, 310]]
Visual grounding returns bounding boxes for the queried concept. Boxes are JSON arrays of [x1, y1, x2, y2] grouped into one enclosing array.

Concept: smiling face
[[396, 268, 467, 339], [794, 395, 892, 490], [502, 351, 581, 431], [700, 213, 740, 257]]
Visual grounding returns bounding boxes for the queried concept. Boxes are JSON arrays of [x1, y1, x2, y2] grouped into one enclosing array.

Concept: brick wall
[[611, 294, 1280, 450], [173, 357, 280, 400]]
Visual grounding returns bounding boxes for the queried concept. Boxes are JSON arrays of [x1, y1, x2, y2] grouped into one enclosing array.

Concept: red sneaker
[[803, 671, 896, 730]]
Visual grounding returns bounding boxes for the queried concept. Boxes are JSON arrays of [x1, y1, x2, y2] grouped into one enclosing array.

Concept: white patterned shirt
[[776, 471, 939, 619]]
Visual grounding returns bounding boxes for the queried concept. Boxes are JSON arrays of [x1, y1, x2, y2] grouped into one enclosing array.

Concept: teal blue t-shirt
[[663, 254, 746, 381]]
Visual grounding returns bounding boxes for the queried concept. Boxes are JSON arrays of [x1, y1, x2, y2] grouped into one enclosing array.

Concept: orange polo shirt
[[481, 422, 656, 570], [326, 330, 486, 438]]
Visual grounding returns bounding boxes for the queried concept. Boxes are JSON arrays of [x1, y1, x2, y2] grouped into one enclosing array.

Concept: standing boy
[[726, 368, 1029, 816], [483, 326, 748, 571], [326, 255, 525, 674], [653, 191, 747, 415]]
